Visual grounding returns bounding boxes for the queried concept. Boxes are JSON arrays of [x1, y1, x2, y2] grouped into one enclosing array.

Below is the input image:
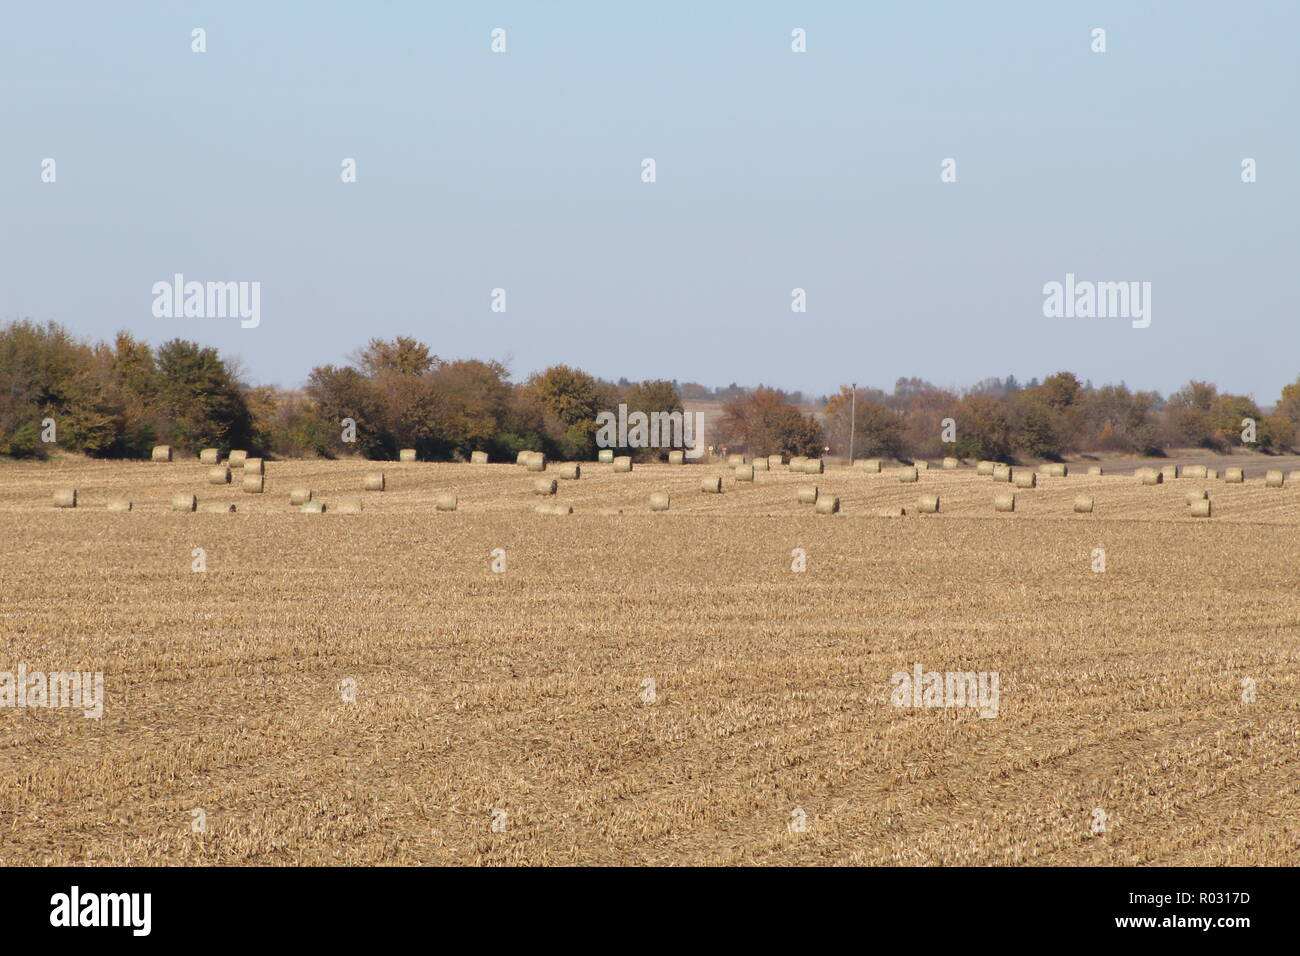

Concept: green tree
[[523, 365, 602, 459]]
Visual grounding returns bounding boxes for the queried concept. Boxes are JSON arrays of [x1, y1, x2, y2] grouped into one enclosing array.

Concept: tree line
[[2, 320, 1297, 462]]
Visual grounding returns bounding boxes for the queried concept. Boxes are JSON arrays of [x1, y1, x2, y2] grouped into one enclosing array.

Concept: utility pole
[[849, 383, 856, 465]]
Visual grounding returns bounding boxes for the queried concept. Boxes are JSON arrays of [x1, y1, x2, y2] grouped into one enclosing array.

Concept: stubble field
[[1, 456, 1297, 865]]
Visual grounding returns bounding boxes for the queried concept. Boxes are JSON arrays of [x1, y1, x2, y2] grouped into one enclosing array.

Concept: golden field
[[1, 456, 1297, 865]]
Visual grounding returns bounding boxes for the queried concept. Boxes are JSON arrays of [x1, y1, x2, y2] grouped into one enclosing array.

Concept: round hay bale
[[171, 493, 196, 512], [289, 488, 313, 505], [1189, 499, 1212, 518], [336, 498, 363, 514], [1288, 470, 1300, 483], [201, 502, 236, 513], [1087, 465, 1103, 476], [917, 494, 940, 513], [814, 495, 840, 515], [470, 450, 489, 464], [992, 464, 1012, 482], [300, 501, 326, 513], [994, 493, 1015, 512], [243, 458, 264, 476], [525, 452, 547, 472], [207, 466, 231, 485], [399, 448, 417, 462], [1013, 471, 1036, 489], [701, 476, 722, 494], [1185, 490, 1208, 503], [363, 472, 386, 491], [535, 503, 571, 515], [52, 488, 77, 508], [856, 459, 882, 472], [1160, 465, 1179, 481], [1224, 467, 1244, 484], [1038, 463, 1054, 476], [228, 450, 248, 467], [613, 456, 633, 473], [735, 464, 755, 482], [199, 448, 220, 464], [976, 461, 995, 476], [915, 461, 930, 471], [752, 457, 770, 471], [435, 493, 458, 511], [898, 466, 919, 483], [726, 453, 747, 467], [106, 499, 132, 512], [1138, 467, 1163, 485], [1206, 468, 1218, 480], [516, 450, 531, 466], [767, 454, 785, 468], [1183, 465, 1208, 479], [558, 463, 581, 480], [802, 459, 824, 474], [1265, 469, 1285, 488], [942, 457, 959, 470], [1051, 463, 1068, 477], [789, 456, 807, 471], [667, 450, 685, 466], [1072, 495, 1094, 514], [151, 445, 172, 462], [533, 478, 557, 495], [876, 507, 906, 517], [649, 492, 670, 511], [796, 485, 819, 504], [242, 474, 264, 494], [597, 449, 614, 464]]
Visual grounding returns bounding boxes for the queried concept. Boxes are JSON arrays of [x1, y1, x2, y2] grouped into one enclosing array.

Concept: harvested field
[[0, 457, 1297, 866]]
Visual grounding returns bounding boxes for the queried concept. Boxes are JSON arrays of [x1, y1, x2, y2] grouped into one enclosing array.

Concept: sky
[[2, 2, 1297, 401]]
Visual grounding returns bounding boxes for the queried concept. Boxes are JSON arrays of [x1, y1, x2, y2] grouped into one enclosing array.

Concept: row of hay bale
[[791, 485, 940, 516], [991, 493, 1094, 513], [1135, 465, 1293, 486], [152, 446, 259, 465]]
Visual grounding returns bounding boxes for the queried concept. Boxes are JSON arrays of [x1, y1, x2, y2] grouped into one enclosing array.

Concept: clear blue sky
[[2, 2, 1297, 401]]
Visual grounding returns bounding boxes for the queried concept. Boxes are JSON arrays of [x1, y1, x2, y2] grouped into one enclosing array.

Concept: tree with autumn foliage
[[717, 387, 823, 457]]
